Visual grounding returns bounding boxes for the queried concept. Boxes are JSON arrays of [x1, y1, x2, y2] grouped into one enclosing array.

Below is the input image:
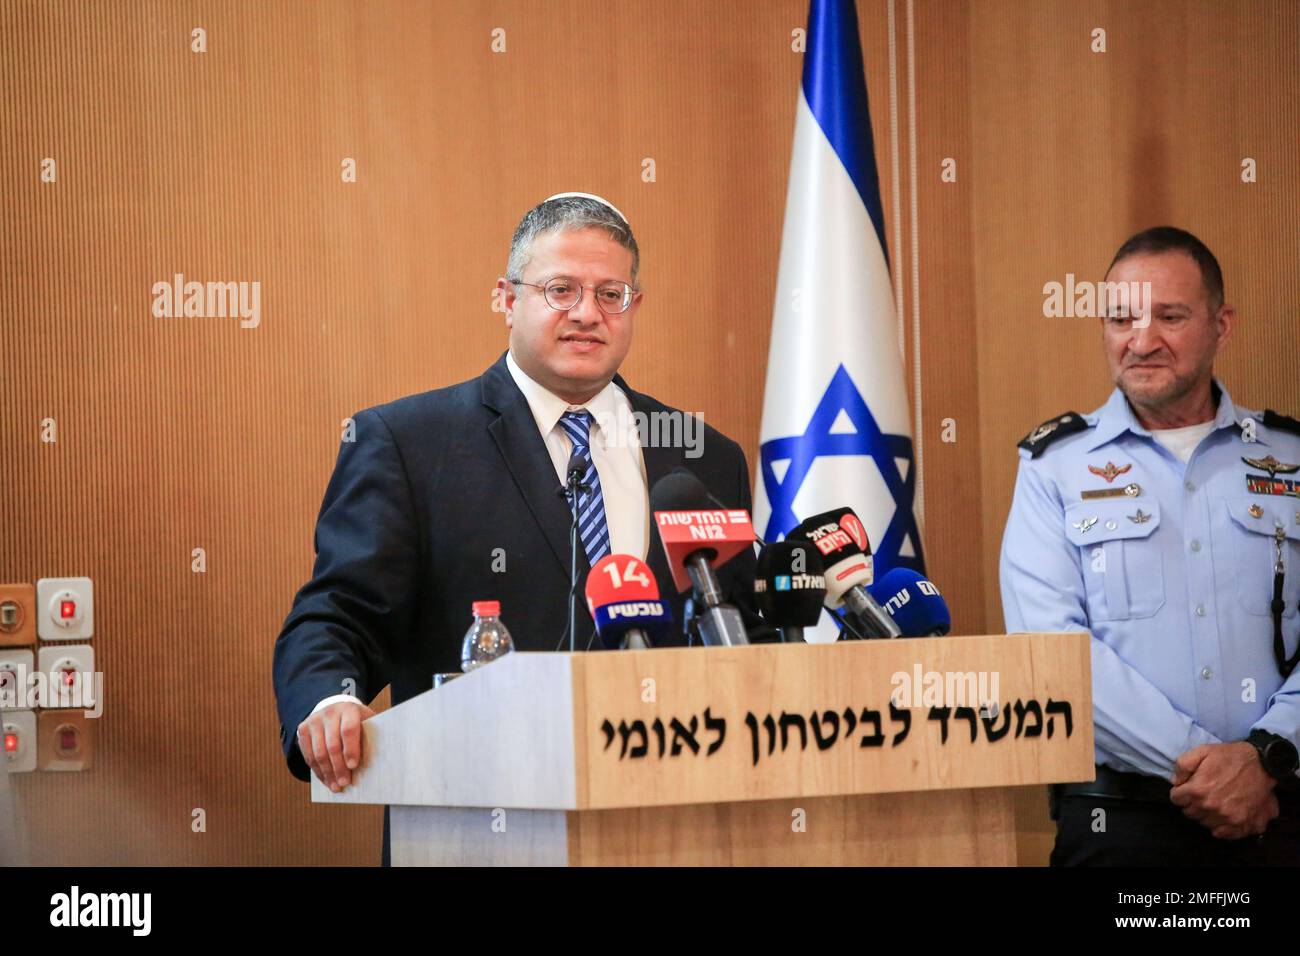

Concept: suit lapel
[[482, 354, 575, 576], [481, 355, 689, 593], [616, 374, 687, 596]]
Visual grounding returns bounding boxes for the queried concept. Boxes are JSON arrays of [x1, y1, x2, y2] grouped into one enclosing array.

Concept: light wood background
[[1, 0, 1296, 866]]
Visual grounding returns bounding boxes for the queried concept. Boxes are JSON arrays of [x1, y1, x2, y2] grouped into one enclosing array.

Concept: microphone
[[650, 469, 753, 647], [754, 541, 826, 643], [585, 555, 673, 650], [560, 449, 590, 653], [565, 450, 586, 487], [790, 507, 902, 639], [868, 568, 951, 637]]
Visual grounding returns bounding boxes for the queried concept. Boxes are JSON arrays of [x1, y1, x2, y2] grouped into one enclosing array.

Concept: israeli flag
[[753, 0, 926, 643]]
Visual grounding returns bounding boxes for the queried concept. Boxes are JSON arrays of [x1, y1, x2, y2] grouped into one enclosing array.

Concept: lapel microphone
[[565, 451, 588, 494], [563, 449, 588, 652]]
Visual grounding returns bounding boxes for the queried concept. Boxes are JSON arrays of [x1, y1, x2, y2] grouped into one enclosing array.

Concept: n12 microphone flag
[[753, 0, 925, 643]]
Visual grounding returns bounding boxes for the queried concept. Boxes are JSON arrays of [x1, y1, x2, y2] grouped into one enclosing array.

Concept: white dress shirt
[[504, 350, 649, 560], [310, 352, 650, 717]]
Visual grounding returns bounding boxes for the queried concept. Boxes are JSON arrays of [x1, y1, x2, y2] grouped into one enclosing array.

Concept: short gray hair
[[505, 196, 640, 285]]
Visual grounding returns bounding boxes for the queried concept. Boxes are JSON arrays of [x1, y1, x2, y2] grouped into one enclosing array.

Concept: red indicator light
[[61, 669, 76, 687], [59, 729, 77, 751], [60, 600, 76, 620], [3, 733, 17, 753]]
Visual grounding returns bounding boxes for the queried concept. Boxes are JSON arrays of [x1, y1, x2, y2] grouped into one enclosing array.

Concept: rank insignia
[[1129, 509, 1152, 524], [1088, 461, 1132, 483], [1018, 412, 1088, 458], [1247, 474, 1300, 498], [1248, 503, 1264, 518], [1242, 455, 1300, 478], [1028, 418, 1066, 443], [1072, 516, 1098, 533]]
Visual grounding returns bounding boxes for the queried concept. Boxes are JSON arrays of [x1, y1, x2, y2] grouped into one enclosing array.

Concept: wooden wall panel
[[910, 0, 986, 637], [1, 0, 1293, 866]]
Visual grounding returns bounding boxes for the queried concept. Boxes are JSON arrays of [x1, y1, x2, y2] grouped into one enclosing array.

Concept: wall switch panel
[[37, 710, 93, 771], [3, 710, 37, 773], [36, 644, 95, 711], [0, 584, 36, 648], [0, 649, 35, 712], [36, 577, 94, 641]]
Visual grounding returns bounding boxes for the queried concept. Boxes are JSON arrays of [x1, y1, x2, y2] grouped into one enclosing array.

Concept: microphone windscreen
[[792, 508, 872, 556], [586, 555, 660, 613], [651, 469, 756, 592], [755, 541, 826, 627], [585, 555, 671, 648], [868, 568, 951, 637], [565, 449, 586, 481], [790, 507, 874, 605], [590, 601, 673, 649], [650, 468, 713, 513]]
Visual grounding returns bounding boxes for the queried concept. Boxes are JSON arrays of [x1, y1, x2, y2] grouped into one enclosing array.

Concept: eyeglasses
[[509, 276, 638, 315]]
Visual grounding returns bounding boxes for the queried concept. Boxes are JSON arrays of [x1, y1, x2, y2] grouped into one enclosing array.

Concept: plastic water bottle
[[460, 601, 514, 672]]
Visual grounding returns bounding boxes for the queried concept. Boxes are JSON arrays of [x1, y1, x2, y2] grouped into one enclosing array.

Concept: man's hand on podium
[[297, 700, 376, 792]]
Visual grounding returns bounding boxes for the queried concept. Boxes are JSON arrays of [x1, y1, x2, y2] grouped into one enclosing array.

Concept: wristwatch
[[1246, 730, 1300, 781]]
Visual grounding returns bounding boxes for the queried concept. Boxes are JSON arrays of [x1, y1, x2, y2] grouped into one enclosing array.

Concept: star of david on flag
[[760, 364, 924, 567], [753, 0, 926, 642]]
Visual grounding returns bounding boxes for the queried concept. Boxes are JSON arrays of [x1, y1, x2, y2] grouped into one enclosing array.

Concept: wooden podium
[[312, 634, 1092, 865]]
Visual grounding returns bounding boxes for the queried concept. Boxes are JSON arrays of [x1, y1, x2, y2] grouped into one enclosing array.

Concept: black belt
[[1056, 764, 1172, 804], [1052, 764, 1300, 818]]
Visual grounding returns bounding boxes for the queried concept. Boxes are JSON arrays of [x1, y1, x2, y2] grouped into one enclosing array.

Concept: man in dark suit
[[272, 194, 761, 863]]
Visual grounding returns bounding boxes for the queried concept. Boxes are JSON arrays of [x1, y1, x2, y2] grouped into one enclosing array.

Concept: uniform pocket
[[1066, 498, 1164, 621], [1224, 496, 1300, 617]]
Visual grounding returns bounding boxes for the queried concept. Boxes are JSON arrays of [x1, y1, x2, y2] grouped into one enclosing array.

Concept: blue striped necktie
[[558, 410, 611, 566]]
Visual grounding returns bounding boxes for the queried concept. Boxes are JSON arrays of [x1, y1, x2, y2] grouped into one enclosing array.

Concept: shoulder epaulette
[[1017, 412, 1088, 458], [1263, 410, 1300, 437]]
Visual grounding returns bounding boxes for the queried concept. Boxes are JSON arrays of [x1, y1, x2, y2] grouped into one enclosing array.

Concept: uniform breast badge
[[1242, 455, 1300, 479], [1243, 455, 1300, 498], [1081, 483, 1141, 500], [1088, 462, 1132, 483]]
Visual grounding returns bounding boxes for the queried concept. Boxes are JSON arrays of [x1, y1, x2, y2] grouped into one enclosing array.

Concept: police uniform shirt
[[999, 380, 1300, 781]]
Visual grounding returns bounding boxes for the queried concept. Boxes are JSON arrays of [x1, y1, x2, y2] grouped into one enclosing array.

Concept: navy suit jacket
[[272, 352, 762, 861]]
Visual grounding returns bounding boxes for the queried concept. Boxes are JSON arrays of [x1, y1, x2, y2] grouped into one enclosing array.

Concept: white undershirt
[[1150, 420, 1216, 463]]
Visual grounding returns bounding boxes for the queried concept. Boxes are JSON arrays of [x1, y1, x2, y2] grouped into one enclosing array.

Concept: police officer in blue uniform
[[1000, 226, 1300, 865]]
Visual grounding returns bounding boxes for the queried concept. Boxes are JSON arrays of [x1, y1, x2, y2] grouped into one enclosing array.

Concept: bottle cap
[[471, 600, 500, 617]]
